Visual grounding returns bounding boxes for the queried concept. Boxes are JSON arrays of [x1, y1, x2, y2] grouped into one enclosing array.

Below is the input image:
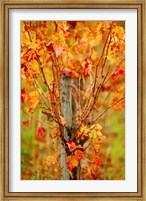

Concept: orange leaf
[[22, 49, 38, 62], [74, 150, 83, 161], [92, 156, 103, 166], [111, 97, 125, 110], [60, 116, 67, 126], [66, 155, 79, 171], [22, 120, 30, 127], [28, 100, 41, 113]]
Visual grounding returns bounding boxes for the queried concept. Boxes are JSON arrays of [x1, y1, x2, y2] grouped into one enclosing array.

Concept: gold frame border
[[0, 0, 145, 200]]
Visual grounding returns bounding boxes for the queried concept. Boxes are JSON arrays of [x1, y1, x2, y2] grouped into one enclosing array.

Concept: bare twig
[[91, 96, 125, 124], [23, 111, 53, 129]]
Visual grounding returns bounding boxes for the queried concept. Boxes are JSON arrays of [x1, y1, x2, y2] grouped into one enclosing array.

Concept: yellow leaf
[[80, 124, 87, 133], [96, 131, 102, 137]]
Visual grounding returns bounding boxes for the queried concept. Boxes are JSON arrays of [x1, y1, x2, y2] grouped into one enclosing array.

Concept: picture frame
[[0, 0, 145, 200]]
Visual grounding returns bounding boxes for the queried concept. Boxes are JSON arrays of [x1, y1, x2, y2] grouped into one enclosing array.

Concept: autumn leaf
[[66, 141, 77, 152], [22, 120, 30, 127], [59, 115, 67, 126], [70, 156, 79, 167], [21, 95, 25, 104], [21, 88, 28, 104], [112, 68, 125, 81], [27, 100, 41, 113], [93, 137, 104, 143], [83, 67, 89, 77], [66, 155, 79, 171], [92, 156, 103, 166], [89, 130, 96, 138], [47, 41, 66, 58], [36, 127, 46, 138], [22, 49, 38, 62], [82, 133, 88, 139], [21, 20, 125, 180], [43, 155, 56, 168], [80, 124, 88, 133], [74, 150, 83, 161], [21, 63, 28, 72], [89, 130, 103, 139], [95, 124, 103, 131], [83, 58, 90, 77], [46, 42, 55, 51], [75, 131, 82, 140], [29, 39, 44, 51], [93, 144, 101, 153]]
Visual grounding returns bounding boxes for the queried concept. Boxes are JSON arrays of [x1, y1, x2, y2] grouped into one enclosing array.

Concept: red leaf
[[21, 88, 26, 94], [21, 96, 25, 104], [36, 127, 46, 138], [83, 58, 90, 77], [21, 63, 28, 72], [22, 120, 30, 127], [85, 58, 90, 68], [46, 42, 55, 51], [82, 133, 88, 139], [83, 67, 89, 77], [112, 68, 124, 81], [21, 88, 27, 104], [66, 141, 77, 152]]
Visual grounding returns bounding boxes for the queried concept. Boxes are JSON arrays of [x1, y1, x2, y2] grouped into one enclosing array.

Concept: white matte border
[[9, 9, 137, 192]]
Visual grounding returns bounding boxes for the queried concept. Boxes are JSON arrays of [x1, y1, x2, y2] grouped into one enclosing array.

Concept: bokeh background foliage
[[21, 21, 125, 180]]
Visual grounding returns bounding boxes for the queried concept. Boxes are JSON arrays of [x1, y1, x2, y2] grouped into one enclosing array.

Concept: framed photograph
[[0, 0, 145, 200]]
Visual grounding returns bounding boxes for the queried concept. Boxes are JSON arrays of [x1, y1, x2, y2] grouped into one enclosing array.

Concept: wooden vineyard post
[[61, 76, 72, 180]]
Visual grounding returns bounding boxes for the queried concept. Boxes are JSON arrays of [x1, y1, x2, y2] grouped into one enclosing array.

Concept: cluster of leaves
[[65, 123, 104, 179], [21, 20, 125, 180]]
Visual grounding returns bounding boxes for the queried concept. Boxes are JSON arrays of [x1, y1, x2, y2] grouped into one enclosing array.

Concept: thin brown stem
[[80, 23, 113, 123], [91, 96, 125, 124], [23, 111, 53, 129]]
